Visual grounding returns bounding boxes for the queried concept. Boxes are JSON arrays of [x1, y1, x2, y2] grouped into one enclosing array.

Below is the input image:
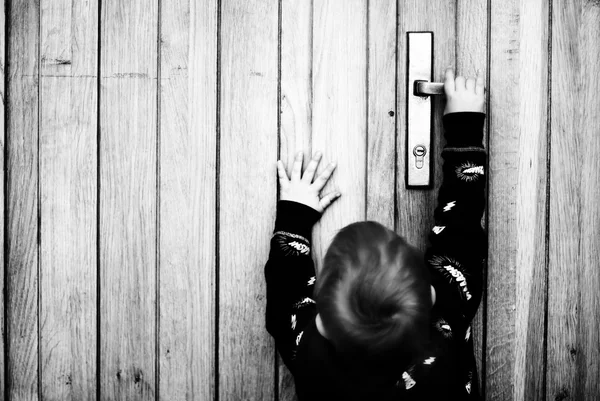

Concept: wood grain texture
[[396, 0, 454, 251], [100, 0, 158, 399], [367, 0, 396, 229], [0, 0, 5, 397], [455, 0, 488, 393], [280, 0, 312, 175], [486, 0, 549, 400], [159, 0, 217, 399], [40, 0, 97, 77], [510, 2, 549, 399], [279, 1, 312, 399], [39, 78, 97, 401], [312, 0, 367, 272], [2, 1, 599, 399], [6, 0, 40, 399], [39, 0, 98, 399], [547, 1, 600, 400], [219, 1, 278, 399]]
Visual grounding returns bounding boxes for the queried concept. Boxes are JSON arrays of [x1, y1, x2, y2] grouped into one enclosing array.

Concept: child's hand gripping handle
[[443, 67, 485, 115]]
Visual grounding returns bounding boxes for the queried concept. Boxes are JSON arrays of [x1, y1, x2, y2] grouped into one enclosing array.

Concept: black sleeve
[[264, 200, 321, 372], [425, 112, 488, 325]]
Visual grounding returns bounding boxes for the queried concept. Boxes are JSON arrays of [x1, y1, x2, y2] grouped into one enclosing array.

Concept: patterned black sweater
[[265, 112, 487, 400]]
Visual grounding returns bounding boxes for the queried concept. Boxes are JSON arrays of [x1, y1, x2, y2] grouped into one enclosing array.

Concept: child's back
[[265, 67, 487, 400]]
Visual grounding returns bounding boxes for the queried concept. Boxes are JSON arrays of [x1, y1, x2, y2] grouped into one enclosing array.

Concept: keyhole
[[413, 145, 427, 169]]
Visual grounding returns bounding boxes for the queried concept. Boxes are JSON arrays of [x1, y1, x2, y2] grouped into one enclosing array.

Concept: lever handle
[[414, 80, 444, 96]]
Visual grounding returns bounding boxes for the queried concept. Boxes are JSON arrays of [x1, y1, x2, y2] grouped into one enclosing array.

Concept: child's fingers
[[291, 151, 304, 181], [444, 67, 455, 94], [476, 69, 485, 95], [466, 76, 476, 92], [277, 160, 290, 187], [312, 161, 337, 191], [302, 151, 323, 184], [319, 191, 341, 211], [454, 75, 466, 91]]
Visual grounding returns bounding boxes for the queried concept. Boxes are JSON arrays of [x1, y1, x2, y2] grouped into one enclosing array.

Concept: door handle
[[414, 81, 444, 96], [406, 32, 444, 187]]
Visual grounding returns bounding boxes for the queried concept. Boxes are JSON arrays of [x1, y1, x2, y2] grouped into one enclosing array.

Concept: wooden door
[[2, 0, 599, 400]]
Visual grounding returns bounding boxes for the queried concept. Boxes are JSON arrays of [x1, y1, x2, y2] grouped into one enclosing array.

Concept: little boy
[[265, 67, 487, 400]]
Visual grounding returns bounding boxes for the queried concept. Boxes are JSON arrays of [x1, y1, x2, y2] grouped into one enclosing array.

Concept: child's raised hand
[[443, 67, 485, 115], [277, 151, 341, 213]]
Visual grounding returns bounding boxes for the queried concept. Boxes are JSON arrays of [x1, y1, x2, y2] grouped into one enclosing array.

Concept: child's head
[[315, 221, 432, 368]]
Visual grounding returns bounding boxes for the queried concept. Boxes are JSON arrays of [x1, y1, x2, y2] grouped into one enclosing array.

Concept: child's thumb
[[319, 192, 341, 211]]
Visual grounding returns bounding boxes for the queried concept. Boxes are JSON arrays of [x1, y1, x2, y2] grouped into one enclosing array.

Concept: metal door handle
[[406, 32, 444, 187], [414, 81, 444, 96]]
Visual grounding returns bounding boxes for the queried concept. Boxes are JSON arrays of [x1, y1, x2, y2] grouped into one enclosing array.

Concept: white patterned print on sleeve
[[296, 331, 304, 346], [401, 371, 416, 390], [289, 240, 309, 255], [456, 161, 484, 182], [307, 276, 316, 286], [465, 370, 473, 394], [293, 297, 316, 310], [291, 314, 297, 330], [273, 231, 310, 256], [443, 200, 456, 212], [432, 226, 445, 235], [428, 255, 472, 301], [423, 357, 436, 365], [434, 317, 453, 339]]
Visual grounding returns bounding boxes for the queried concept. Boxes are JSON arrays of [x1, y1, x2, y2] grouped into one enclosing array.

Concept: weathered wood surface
[[367, 0, 396, 229], [7, 0, 40, 399], [218, 1, 278, 399], [312, 0, 367, 272], [280, 0, 312, 175], [39, 0, 99, 400], [100, 0, 158, 399], [158, 1, 217, 400], [0, 0, 5, 397], [2, 0, 600, 400], [547, 0, 600, 399], [486, 0, 549, 400]]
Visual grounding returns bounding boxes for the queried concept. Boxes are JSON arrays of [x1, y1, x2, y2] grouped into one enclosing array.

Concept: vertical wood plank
[[219, 0, 278, 399], [455, 0, 488, 393], [279, 1, 312, 399], [100, 0, 158, 399], [367, 0, 396, 229], [280, 0, 312, 173], [159, 0, 217, 399], [6, 0, 40, 399], [548, 1, 600, 399], [312, 0, 367, 272], [39, 0, 98, 399], [486, 0, 549, 399], [0, 0, 5, 396]]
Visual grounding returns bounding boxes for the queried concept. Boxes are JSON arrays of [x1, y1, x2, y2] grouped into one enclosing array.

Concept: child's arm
[[425, 67, 487, 326], [264, 152, 339, 371]]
